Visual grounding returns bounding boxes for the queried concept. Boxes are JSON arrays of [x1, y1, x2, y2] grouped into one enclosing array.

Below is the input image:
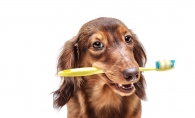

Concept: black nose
[[123, 67, 139, 81]]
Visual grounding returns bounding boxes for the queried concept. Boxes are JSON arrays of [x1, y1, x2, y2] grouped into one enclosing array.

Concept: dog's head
[[53, 17, 146, 108]]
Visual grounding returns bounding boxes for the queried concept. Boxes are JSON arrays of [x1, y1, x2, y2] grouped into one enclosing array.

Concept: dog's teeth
[[122, 86, 126, 89], [118, 84, 134, 89]]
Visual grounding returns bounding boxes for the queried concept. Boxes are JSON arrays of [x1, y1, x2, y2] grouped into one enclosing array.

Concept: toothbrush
[[58, 59, 175, 77]]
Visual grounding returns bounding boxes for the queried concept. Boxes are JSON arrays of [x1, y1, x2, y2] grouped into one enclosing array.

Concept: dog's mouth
[[103, 74, 135, 94], [114, 83, 134, 93]]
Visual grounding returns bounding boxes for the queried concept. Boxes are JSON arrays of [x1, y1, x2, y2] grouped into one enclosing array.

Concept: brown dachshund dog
[[53, 17, 147, 118]]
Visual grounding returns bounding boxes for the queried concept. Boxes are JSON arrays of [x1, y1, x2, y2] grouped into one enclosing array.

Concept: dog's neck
[[87, 81, 123, 111], [74, 76, 141, 117]]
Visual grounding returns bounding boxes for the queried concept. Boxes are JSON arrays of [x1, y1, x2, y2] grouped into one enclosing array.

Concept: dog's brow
[[96, 33, 102, 40]]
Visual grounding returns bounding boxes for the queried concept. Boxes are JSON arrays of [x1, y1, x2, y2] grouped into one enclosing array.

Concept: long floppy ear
[[53, 36, 79, 109], [132, 34, 147, 100]]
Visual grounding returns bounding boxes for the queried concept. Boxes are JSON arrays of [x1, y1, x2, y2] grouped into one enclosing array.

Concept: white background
[[0, 0, 195, 117]]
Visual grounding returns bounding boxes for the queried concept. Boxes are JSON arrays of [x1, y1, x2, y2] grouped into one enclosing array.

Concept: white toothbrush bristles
[[156, 59, 175, 70]]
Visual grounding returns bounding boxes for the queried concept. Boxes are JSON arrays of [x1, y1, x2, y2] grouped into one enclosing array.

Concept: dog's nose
[[123, 67, 139, 81]]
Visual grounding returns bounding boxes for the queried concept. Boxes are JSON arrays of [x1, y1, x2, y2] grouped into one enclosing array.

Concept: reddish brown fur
[[53, 17, 147, 118]]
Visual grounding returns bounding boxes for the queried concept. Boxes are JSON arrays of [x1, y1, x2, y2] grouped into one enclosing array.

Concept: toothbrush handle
[[58, 67, 104, 77], [139, 67, 156, 71]]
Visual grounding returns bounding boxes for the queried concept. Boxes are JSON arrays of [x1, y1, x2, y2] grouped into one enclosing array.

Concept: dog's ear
[[53, 36, 79, 109], [133, 34, 147, 100]]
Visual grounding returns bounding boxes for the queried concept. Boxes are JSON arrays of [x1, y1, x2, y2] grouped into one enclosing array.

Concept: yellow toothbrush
[[58, 59, 175, 77]]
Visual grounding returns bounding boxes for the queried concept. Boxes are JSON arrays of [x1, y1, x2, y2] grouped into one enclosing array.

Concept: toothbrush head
[[155, 59, 175, 70]]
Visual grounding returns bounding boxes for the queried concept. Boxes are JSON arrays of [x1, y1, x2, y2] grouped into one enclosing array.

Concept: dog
[[53, 17, 147, 118]]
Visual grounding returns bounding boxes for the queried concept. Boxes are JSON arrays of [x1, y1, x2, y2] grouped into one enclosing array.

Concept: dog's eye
[[93, 41, 104, 50], [125, 35, 132, 44]]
